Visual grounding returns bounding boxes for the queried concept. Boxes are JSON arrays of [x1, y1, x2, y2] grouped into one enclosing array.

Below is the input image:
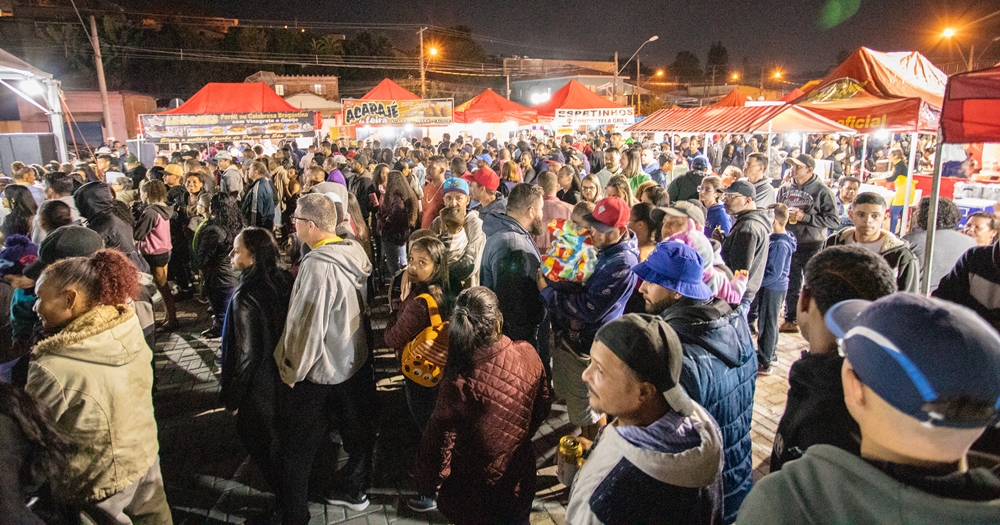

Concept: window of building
[[314, 84, 324, 95], [275, 84, 285, 96]]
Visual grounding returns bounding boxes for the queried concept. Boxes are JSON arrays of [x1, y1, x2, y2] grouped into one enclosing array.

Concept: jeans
[[404, 377, 439, 433], [890, 205, 905, 234], [382, 239, 406, 277], [276, 359, 379, 525], [783, 241, 822, 324], [205, 282, 235, 330], [757, 287, 787, 368]]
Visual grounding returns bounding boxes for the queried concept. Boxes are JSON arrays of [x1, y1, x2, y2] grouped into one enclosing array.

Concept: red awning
[[532, 79, 628, 117], [799, 92, 939, 133], [160, 83, 299, 114], [453, 88, 537, 124], [626, 104, 855, 134], [711, 89, 749, 107], [359, 79, 420, 101], [796, 47, 947, 107], [942, 65, 1000, 143]]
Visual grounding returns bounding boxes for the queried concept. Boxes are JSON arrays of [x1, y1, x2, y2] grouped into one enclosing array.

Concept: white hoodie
[[274, 238, 372, 385]]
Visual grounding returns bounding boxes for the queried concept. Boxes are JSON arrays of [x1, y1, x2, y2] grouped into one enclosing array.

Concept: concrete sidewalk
[[153, 293, 806, 524]]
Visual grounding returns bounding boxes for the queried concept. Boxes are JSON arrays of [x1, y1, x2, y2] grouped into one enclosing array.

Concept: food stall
[[447, 88, 537, 140], [532, 79, 635, 135], [138, 83, 320, 154], [342, 78, 453, 143]]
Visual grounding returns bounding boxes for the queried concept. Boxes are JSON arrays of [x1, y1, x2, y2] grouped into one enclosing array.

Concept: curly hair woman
[[26, 249, 171, 523], [193, 192, 246, 338]]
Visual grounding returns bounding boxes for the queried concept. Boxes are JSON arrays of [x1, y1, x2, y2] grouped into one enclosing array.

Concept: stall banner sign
[[554, 108, 635, 126], [139, 111, 316, 144], [342, 99, 453, 126]]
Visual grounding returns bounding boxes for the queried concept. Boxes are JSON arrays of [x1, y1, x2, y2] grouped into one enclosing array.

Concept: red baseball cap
[[584, 197, 629, 233], [468, 168, 500, 192]]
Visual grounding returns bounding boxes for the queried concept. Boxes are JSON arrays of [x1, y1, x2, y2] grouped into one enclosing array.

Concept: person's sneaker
[[324, 490, 369, 511], [200, 327, 222, 339], [406, 495, 438, 513], [757, 364, 772, 376], [779, 321, 799, 333]]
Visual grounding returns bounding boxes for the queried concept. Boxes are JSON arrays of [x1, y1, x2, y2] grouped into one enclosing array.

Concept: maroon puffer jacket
[[413, 336, 550, 523]]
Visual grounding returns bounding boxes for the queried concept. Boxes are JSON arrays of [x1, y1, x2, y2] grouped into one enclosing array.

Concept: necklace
[[424, 180, 443, 204]]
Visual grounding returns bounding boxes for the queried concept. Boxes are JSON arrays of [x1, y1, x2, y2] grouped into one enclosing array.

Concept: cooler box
[[953, 198, 996, 227]]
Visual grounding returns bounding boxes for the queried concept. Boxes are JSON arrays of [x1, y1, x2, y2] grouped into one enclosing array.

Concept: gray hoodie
[[431, 209, 485, 287], [274, 238, 372, 385], [737, 445, 1000, 525]]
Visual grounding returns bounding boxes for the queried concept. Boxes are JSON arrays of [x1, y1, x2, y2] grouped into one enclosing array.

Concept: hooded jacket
[[720, 208, 773, 303], [192, 223, 240, 289], [74, 182, 149, 273], [668, 169, 708, 203], [241, 176, 275, 229], [824, 227, 920, 293], [738, 445, 1000, 525], [751, 177, 775, 208], [274, 238, 372, 386], [431, 209, 485, 288], [761, 232, 797, 290], [133, 202, 174, 256], [660, 297, 758, 523], [542, 231, 639, 355], [481, 211, 546, 343], [567, 404, 725, 525], [775, 174, 841, 244], [25, 305, 158, 503]]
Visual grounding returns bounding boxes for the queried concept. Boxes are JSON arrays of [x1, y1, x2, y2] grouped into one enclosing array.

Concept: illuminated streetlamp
[[731, 72, 740, 81], [942, 28, 955, 38], [428, 47, 438, 57]]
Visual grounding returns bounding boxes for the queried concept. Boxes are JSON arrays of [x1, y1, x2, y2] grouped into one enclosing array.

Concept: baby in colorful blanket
[[542, 217, 598, 284]]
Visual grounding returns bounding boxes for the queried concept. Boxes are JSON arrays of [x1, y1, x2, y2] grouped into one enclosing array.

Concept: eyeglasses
[[291, 216, 313, 224]]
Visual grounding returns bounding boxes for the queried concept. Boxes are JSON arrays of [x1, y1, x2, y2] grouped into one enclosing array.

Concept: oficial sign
[[342, 99, 453, 126], [554, 108, 635, 126]]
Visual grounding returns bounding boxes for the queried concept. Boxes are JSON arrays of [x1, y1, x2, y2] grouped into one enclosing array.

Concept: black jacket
[[192, 223, 240, 289], [776, 174, 841, 244], [667, 169, 707, 203], [219, 268, 293, 412], [74, 182, 149, 273], [720, 208, 772, 303], [824, 227, 921, 293], [770, 350, 860, 473]]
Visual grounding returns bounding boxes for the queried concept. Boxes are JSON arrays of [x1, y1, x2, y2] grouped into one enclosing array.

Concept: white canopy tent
[[0, 47, 68, 162]]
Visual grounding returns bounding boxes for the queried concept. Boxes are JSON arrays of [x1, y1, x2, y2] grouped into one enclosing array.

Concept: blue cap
[[691, 155, 710, 171], [826, 293, 1000, 428], [632, 241, 712, 302], [442, 177, 470, 196], [476, 153, 493, 165]]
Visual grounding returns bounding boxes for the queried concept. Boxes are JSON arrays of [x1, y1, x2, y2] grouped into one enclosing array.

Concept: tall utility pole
[[418, 27, 428, 98], [968, 44, 975, 71], [636, 57, 641, 114], [612, 52, 619, 104], [89, 15, 113, 144]]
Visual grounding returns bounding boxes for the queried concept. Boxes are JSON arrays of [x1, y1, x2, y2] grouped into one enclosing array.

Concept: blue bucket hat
[[632, 241, 712, 301]]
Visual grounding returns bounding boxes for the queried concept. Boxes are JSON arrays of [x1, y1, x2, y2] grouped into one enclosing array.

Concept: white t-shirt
[[846, 232, 886, 254]]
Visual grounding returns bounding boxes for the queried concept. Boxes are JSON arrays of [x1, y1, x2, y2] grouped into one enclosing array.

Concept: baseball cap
[[785, 153, 816, 170], [353, 154, 370, 167], [826, 294, 1000, 428], [725, 180, 757, 200], [546, 151, 566, 164], [213, 151, 233, 161], [651, 201, 706, 227], [95, 146, 112, 154], [126, 155, 138, 164], [164, 164, 184, 178], [583, 196, 629, 233], [462, 144, 474, 155], [691, 155, 710, 171], [24, 226, 105, 281], [442, 177, 470, 196], [475, 153, 493, 166], [632, 241, 712, 301], [469, 168, 500, 192], [332, 154, 347, 164], [594, 313, 695, 417]]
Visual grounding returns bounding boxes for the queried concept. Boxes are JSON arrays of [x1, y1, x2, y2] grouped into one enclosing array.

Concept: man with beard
[[481, 183, 547, 349]]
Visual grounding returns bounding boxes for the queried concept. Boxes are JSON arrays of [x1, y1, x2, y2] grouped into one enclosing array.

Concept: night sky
[[146, 0, 996, 79]]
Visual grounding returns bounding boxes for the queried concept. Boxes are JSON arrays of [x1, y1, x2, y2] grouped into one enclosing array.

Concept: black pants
[[783, 241, 822, 323], [276, 359, 379, 525], [756, 287, 787, 367]]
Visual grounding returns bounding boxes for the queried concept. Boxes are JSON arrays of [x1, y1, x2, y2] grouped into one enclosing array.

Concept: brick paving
[[153, 292, 808, 524]]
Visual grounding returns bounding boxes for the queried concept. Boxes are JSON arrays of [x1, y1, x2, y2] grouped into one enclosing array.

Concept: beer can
[[557, 435, 583, 488]]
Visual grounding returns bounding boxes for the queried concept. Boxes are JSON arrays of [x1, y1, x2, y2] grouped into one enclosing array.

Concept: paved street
[[153, 291, 807, 524]]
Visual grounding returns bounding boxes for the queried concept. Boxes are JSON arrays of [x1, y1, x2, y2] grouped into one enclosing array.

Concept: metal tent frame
[[0, 47, 69, 162]]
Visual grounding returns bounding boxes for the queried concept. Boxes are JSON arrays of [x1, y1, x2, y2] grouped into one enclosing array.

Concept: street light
[[731, 72, 740, 81], [943, 28, 955, 38], [428, 47, 438, 57], [656, 70, 664, 77], [773, 71, 782, 79], [614, 35, 658, 104]]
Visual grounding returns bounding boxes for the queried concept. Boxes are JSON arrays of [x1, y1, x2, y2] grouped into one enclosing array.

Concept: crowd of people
[[0, 129, 999, 525]]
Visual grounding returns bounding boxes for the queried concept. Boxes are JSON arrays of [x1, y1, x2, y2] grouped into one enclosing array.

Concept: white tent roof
[[284, 92, 342, 112], [0, 47, 52, 79]]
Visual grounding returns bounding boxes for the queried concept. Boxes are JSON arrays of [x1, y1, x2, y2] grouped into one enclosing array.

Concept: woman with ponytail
[[220, 227, 293, 503], [411, 287, 550, 522], [25, 249, 171, 523]]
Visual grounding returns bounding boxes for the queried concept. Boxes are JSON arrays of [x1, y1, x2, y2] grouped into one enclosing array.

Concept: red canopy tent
[[711, 89, 750, 107], [453, 88, 537, 125], [160, 82, 300, 114], [359, 79, 420, 101], [532, 80, 632, 125], [795, 47, 947, 107], [799, 91, 940, 133], [941, 65, 1000, 143], [625, 104, 855, 134]]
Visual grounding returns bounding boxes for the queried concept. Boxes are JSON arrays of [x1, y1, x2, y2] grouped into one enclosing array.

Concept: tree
[[705, 42, 729, 83], [427, 26, 488, 65], [670, 51, 703, 84]]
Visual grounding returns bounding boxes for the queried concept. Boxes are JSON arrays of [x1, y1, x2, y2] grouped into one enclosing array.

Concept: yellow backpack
[[401, 293, 449, 387]]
